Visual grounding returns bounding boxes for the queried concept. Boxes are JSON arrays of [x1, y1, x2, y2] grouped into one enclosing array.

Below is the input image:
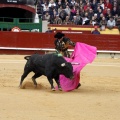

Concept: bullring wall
[[0, 31, 120, 54]]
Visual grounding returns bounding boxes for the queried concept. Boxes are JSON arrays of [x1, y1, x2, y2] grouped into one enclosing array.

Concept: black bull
[[19, 53, 74, 91]]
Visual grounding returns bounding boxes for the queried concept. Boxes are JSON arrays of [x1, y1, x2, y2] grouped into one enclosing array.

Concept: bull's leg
[[54, 76, 62, 91], [32, 73, 41, 88], [19, 70, 31, 88], [47, 76, 55, 91]]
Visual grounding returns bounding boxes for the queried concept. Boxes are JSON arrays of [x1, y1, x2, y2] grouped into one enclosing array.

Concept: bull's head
[[60, 62, 74, 80]]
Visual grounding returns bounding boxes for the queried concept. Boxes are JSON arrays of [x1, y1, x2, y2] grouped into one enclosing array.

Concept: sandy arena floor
[[0, 55, 120, 120]]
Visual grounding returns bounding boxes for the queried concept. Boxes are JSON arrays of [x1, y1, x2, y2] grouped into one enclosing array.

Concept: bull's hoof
[[34, 85, 37, 89], [52, 88, 56, 91], [76, 83, 81, 89], [19, 85, 25, 89], [58, 87, 62, 91], [19, 85, 22, 89]]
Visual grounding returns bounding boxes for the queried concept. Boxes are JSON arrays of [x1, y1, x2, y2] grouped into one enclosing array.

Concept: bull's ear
[[61, 63, 66, 67]]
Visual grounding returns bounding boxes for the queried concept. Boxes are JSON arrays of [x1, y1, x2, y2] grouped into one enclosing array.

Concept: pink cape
[[60, 42, 97, 92]]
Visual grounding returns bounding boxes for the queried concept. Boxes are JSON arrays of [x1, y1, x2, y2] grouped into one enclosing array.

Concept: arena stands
[[37, 0, 120, 33]]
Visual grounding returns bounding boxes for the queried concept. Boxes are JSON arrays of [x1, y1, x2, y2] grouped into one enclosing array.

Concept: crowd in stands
[[36, 0, 120, 30]]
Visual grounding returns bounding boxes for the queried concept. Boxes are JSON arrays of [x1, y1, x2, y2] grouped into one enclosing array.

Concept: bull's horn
[[71, 62, 80, 65], [61, 63, 66, 67]]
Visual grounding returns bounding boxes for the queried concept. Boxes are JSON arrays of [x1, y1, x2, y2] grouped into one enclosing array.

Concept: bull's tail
[[24, 56, 31, 60]]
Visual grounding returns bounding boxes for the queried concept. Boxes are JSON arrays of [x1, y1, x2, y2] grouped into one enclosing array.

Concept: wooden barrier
[[0, 31, 120, 54], [48, 24, 120, 35]]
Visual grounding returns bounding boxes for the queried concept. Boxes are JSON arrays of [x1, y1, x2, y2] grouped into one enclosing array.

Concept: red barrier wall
[[0, 31, 120, 54]]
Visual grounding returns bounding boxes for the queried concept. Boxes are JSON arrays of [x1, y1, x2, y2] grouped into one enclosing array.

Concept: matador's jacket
[[54, 37, 75, 58]]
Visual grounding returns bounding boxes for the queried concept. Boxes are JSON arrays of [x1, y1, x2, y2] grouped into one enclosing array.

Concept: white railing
[[0, 47, 120, 54]]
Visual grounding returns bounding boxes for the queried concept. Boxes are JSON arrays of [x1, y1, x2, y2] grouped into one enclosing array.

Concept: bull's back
[[30, 53, 54, 67]]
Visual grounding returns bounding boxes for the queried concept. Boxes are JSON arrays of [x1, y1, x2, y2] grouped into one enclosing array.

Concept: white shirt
[[107, 20, 116, 27], [48, 3, 56, 8], [82, 17, 89, 25]]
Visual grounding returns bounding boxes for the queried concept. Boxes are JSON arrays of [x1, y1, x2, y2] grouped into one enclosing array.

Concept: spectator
[[82, 12, 90, 25], [63, 15, 71, 25], [43, 11, 50, 20], [65, 5, 71, 15], [88, 8, 94, 20], [49, 6, 55, 16], [64, 0, 69, 6], [107, 16, 116, 29], [56, 0, 63, 8], [58, 5, 63, 14], [99, 0, 105, 10], [72, 14, 82, 25], [53, 14, 63, 24], [79, 0, 84, 8], [113, 1, 118, 9], [111, 6, 118, 17], [104, 0, 112, 10], [96, 3, 103, 12], [116, 0, 120, 13], [99, 16, 107, 30], [48, 0, 56, 8], [95, 5, 99, 14], [73, 16, 78, 25], [48, 15, 55, 24], [90, 16, 97, 26], [42, 3, 49, 14], [76, 12, 83, 25], [34, 0, 39, 5], [83, 2, 91, 12], [79, 6, 85, 17], [59, 8, 67, 22], [91, 0, 98, 12], [71, 0, 76, 6], [75, 2, 80, 10], [70, 5, 77, 17], [93, 13, 99, 25], [115, 15, 120, 33], [98, 13, 104, 23], [91, 26, 101, 34], [97, 8, 103, 20], [105, 8, 112, 20], [102, 6, 108, 16], [45, 27, 52, 33], [53, 8, 58, 17], [114, 14, 119, 21], [36, 1, 43, 17]]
